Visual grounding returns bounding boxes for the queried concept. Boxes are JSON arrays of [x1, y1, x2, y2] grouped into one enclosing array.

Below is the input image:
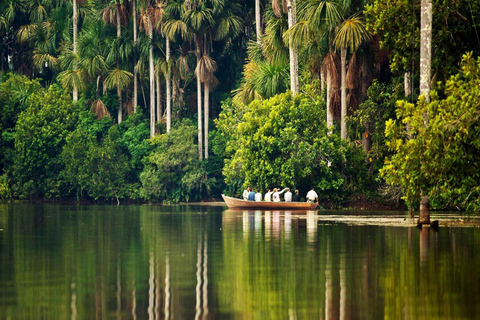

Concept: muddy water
[[0, 204, 479, 319]]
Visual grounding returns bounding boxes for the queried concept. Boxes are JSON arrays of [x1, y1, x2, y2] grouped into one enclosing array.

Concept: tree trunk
[[195, 38, 203, 160], [320, 69, 325, 96], [156, 70, 162, 125], [166, 38, 172, 133], [404, 71, 412, 97], [73, 0, 78, 102], [117, 86, 123, 123], [133, 0, 138, 112], [149, 25, 155, 138], [287, 0, 299, 95], [326, 68, 333, 134], [117, 0, 122, 123], [255, 0, 262, 44], [418, 0, 432, 224], [204, 82, 209, 159], [340, 47, 347, 140]]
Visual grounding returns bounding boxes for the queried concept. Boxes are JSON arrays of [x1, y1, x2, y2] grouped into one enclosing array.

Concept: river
[[0, 204, 479, 319]]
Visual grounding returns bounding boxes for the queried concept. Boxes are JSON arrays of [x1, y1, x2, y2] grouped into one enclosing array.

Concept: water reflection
[[0, 204, 479, 319]]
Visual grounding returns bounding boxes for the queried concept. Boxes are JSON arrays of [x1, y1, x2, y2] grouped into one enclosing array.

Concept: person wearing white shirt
[[255, 190, 262, 201], [272, 188, 287, 202], [306, 187, 318, 203], [242, 187, 250, 200], [284, 188, 292, 202], [264, 189, 273, 202]]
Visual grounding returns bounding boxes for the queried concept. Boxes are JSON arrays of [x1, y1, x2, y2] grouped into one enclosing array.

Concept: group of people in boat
[[242, 187, 318, 203]]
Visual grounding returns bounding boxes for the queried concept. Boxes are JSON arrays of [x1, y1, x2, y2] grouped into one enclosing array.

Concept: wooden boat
[[221, 194, 318, 210]]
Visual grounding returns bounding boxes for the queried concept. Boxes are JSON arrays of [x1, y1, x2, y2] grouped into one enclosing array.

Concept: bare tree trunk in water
[[418, 0, 432, 224]]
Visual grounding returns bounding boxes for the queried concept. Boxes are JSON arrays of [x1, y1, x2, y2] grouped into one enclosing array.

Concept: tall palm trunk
[[133, 0, 138, 112], [156, 69, 162, 124], [117, 0, 123, 123], [149, 21, 155, 138], [418, 0, 432, 224], [326, 68, 333, 134], [195, 37, 203, 160], [204, 82, 209, 159], [287, 0, 299, 94], [73, 0, 78, 102], [166, 38, 171, 132], [255, 0, 262, 44], [340, 48, 347, 140]]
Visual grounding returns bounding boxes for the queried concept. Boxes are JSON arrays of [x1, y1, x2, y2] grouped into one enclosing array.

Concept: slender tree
[[418, 0, 432, 224]]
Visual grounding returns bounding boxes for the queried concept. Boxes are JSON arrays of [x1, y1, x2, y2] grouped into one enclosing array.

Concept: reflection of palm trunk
[[202, 234, 209, 320], [132, 280, 137, 320], [71, 282, 77, 320], [195, 237, 202, 320], [148, 252, 155, 320], [419, 227, 429, 266], [340, 254, 346, 320], [306, 211, 317, 243], [325, 240, 333, 320], [164, 255, 170, 320], [117, 258, 122, 319]]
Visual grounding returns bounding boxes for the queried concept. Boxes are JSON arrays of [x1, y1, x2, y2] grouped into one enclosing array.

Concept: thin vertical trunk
[[133, 0, 138, 112], [73, 0, 78, 102], [117, 86, 123, 123], [166, 38, 172, 132], [195, 238, 202, 320], [404, 71, 412, 97], [326, 68, 333, 134], [156, 70, 162, 124], [149, 24, 155, 138], [195, 38, 203, 160], [320, 69, 325, 96], [164, 255, 170, 320], [204, 82, 209, 159], [116, 0, 122, 123], [255, 0, 262, 44], [287, 0, 299, 95], [340, 48, 347, 140], [418, 0, 432, 224]]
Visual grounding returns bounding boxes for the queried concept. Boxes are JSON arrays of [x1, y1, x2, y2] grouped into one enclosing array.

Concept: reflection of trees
[[1, 205, 480, 318]]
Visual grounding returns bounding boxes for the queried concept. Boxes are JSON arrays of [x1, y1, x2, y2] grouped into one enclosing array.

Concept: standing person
[[293, 189, 301, 202], [306, 187, 318, 203], [284, 188, 293, 202], [248, 188, 256, 201], [255, 189, 262, 201], [273, 188, 287, 202], [264, 189, 273, 202], [243, 187, 250, 200]]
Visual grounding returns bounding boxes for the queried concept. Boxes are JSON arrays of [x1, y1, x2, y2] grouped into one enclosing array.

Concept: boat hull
[[221, 194, 318, 210]]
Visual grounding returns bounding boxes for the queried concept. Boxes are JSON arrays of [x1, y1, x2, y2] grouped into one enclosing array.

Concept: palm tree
[[73, 0, 79, 101], [102, 0, 128, 123], [333, 14, 371, 140], [256, 0, 262, 43], [286, 0, 299, 94], [418, 0, 432, 225], [132, 0, 138, 112]]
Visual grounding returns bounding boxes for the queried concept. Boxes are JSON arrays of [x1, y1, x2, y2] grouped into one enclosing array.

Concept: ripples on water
[[0, 204, 479, 319]]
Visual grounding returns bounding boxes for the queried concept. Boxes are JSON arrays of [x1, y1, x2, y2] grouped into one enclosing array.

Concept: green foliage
[[0, 74, 43, 174], [140, 120, 210, 203], [382, 53, 480, 211], [12, 85, 79, 199], [365, 0, 480, 79], [217, 92, 368, 204]]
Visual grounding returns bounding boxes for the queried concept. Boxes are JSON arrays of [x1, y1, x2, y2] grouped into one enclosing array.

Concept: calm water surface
[[0, 204, 479, 319]]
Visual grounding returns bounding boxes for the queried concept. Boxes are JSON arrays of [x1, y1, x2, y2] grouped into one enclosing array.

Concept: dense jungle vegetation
[[0, 0, 479, 211]]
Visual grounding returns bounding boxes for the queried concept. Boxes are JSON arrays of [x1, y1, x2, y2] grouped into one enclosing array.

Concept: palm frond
[[195, 55, 217, 83], [333, 15, 371, 53], [58, 69, 86, 91], [91, 99, 111, 119], [104, 68, 133, 91]]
